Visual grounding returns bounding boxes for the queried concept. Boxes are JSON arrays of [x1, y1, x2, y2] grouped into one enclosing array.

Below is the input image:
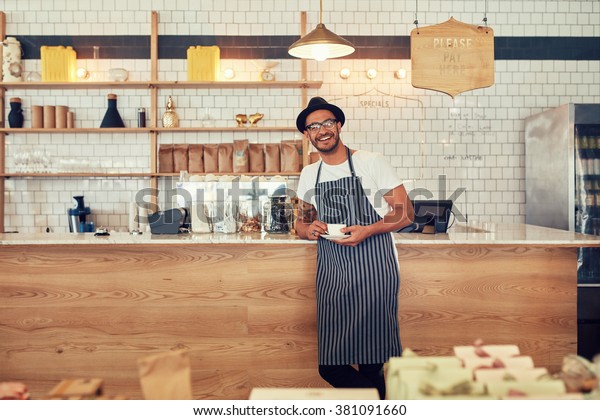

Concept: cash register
[[399, 199, 454, 234]]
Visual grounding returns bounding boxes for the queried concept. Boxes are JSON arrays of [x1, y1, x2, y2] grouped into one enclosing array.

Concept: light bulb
[[366, 68, 377, 79], [339, 68, 351, 79], [224, 68, 235, 79], [77, 67, 89, 80], [312, 45, 329, 62], [395, 69, 407, 79]]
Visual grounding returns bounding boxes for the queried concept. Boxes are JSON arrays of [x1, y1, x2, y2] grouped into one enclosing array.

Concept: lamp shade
[[288, 23, 355, 61]]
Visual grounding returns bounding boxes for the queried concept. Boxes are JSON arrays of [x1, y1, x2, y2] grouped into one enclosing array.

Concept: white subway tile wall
[[2, 0, 600, 232]]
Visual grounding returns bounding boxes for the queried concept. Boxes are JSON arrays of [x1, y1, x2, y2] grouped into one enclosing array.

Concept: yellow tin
[[187, 46, 220, 81], [40, 45, 77, 82]]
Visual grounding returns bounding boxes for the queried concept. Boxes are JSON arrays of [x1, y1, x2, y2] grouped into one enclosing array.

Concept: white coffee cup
[[327, 223, 347, 236]]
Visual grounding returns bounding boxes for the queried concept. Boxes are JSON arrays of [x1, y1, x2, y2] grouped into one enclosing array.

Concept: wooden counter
[[1, 223, 598, 399]]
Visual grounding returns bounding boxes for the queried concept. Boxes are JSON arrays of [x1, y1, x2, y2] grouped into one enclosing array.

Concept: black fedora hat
[[296, 97, 345, 132]]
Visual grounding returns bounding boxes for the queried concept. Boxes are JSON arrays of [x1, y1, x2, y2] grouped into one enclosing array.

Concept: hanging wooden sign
[[411, 17, 494, 98]]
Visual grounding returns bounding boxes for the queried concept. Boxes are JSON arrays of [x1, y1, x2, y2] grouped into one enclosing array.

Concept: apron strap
[[315, 146, 356, 186], [346, 146, 356, 177]]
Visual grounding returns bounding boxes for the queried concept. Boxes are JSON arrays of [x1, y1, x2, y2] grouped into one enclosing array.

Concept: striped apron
[[315, 147, 402, 365]]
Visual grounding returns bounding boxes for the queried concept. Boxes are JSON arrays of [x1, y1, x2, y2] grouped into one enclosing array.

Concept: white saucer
[[321, 234, 349, 240]]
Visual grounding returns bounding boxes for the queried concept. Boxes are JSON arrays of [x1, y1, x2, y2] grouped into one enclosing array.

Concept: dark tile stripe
[[16, 35, 150, 59], [10, 34, 600, 60], [495, 36, 600, 60]]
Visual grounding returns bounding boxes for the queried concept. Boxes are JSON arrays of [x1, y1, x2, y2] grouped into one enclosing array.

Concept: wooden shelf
[[162, 172, 301, 177], [0, 81, 151, 90], [1, 127, 298, 134], [0, 80, 323, 90], [1, 128, 150, 134], [152, 126, 298, 133], [1, 172, 300, 178], [1, 172, 155, 178], [151, 81, 322, 89]]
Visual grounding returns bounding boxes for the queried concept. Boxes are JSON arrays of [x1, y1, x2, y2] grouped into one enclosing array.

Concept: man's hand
[[328, 224, 370, 247], [306, 220, 328, 240], [296, 199, 327, 240]]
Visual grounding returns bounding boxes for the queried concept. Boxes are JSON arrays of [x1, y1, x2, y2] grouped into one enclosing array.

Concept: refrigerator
[[525, 103, 600, 361]]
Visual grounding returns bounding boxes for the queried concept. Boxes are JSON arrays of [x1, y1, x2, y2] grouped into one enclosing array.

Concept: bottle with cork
[[8, 97, 24, 128], [100, 93, 125, 128]]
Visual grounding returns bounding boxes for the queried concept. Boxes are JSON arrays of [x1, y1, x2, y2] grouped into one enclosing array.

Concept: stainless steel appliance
[[525, 103, 600, 360], [67, 195, 92, 233]]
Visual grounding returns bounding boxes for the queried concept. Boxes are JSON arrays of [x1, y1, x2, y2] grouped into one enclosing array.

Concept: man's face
[[303, 109, 341, 154]]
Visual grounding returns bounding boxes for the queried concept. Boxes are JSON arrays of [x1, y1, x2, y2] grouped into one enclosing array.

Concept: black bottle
[[8, 97, 24, 128], [100, 93, 125, 128], [137, 107, 146, 127]]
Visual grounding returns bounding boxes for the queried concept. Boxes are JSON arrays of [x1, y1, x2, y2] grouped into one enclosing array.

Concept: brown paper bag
[[280, 141, 301, 172], [233, 139, 249, 173], [137, 350, 193, 400], [218, 143, 233, 173], [173, 144, 189, 172], [265, 143, 280, 173], [282, 139, 303, 165], [249, 143, 265, 173], [158, 145, 174, 173], [47, 378, 103, 399], [188, 144, 204, 173], [203, 144, 219, 173]]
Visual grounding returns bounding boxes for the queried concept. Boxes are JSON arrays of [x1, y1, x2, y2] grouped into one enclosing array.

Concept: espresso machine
[[67, 195, 92, 233]]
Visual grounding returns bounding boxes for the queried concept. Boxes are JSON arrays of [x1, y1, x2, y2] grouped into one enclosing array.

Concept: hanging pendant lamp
[[288, 0, 355, 61]]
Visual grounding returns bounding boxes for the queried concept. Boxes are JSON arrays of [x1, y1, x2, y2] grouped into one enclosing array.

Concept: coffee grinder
[[68, 195, 92, 233]]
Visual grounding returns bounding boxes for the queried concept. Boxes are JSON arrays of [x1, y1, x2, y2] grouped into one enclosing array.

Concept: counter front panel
[[0, 223, 593, 398]]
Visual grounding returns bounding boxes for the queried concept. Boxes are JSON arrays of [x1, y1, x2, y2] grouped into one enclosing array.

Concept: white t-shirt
[[296, 150, 403, 218]]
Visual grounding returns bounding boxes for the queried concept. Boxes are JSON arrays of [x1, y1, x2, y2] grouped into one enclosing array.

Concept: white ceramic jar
[[2, 37, 23, 82]]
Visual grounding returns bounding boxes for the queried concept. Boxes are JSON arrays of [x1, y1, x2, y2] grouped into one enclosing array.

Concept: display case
[[525, 103, 600, 359]]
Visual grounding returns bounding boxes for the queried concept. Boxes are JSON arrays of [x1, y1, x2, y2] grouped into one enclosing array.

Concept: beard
[[309, 129, 340, 154]]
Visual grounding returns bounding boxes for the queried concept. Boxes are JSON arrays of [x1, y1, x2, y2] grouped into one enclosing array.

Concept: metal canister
[[137, 107, 146, 127]]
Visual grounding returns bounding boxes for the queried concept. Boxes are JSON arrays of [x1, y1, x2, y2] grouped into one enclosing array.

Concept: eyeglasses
[[304, 119, 338, 134]]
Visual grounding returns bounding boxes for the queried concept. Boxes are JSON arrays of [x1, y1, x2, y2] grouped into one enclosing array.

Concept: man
[[295, 97, 414, 399]]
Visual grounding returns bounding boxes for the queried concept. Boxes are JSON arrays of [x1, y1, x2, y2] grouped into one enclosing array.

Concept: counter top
[[395, 222, 600, 246], [2, 223, 600, 246]]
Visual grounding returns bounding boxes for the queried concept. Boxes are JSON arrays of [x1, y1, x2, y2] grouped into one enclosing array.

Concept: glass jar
[[191, 202, 213, 233], [213, 198, 238, 234], [239, 197, 261, 233], [262, 195, 293, 234]]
